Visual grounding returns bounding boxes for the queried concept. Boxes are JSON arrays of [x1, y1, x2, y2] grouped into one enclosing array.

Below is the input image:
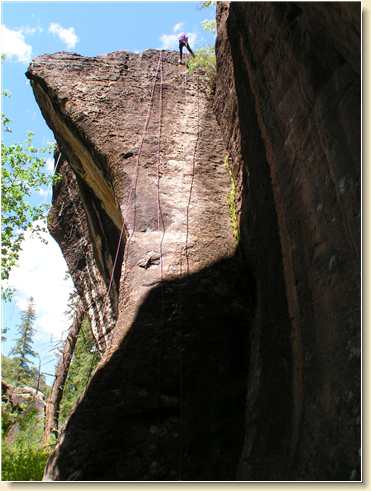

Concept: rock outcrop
[[27, 50, 251, 480], [2, 381, 45, 412], [2, 381, 45, 444], [26, 1, 360, 481], [214, 1, 361, 481]]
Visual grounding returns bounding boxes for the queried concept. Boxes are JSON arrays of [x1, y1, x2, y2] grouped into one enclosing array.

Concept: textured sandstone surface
[[27, 50, 251, 480], [26, 2, 361, 480], [48, 156, 118, 352], [215, 1, 361, 480]]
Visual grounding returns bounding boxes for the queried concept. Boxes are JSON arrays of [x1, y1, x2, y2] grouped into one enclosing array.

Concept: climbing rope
[[54, 55, 203, 479], [184, 77, 200, 275], [154, 51, 167, 426], [178, 67, 188, 481], [120, 51, 164, 287], [55, 150, 62, 169], [156, 51, 165, 284], [177, 69, 201, 481], [86, 52, 165, 351], [178, 69, 187, 278], [73, 51, 164, 347]]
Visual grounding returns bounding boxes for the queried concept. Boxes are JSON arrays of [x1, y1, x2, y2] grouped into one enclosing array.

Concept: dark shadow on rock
[[218, 2, 361, 480], [46, 250, 256, 481], [216, 7, 294, 478]]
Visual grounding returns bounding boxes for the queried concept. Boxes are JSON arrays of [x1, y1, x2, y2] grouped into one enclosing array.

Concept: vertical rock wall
[[26, 2, 361, 479], [27, 50, 252, 480], [215, 1, 361, 481]]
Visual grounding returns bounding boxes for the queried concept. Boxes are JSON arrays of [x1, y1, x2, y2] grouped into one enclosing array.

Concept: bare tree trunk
[[43, 303, 85, 446], [35, 355, 41, 394]]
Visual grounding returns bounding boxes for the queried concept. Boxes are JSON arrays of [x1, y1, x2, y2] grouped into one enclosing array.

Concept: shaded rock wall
[[215, 1, 361, 481], [48, 155, 119, 352], [27, 50, 252, 480], [26, 1, 361, 479]]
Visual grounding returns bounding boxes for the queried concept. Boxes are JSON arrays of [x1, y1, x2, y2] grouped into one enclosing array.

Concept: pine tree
[[11, 297, 37, 384]]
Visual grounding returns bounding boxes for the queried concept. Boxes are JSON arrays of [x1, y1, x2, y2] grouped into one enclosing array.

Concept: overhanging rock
[[27, 49, 252, 480]]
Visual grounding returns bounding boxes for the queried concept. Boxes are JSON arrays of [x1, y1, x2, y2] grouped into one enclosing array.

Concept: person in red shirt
[[178, 32, 195, 64]]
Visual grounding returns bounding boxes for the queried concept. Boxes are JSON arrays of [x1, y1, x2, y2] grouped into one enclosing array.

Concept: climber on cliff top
[[178, 32, 195, 64]]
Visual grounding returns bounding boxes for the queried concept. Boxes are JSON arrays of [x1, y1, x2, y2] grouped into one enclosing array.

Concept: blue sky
[[1, 1, 216, 384], [2, 1, 215, 144]]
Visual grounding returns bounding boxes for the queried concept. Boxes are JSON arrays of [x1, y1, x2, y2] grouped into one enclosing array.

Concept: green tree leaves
[[187, 46, 216, 79], [201, 19, 216, 32], [1, 89, 58, 284], [1, 297, 50, 480], [187, 4, 217, 87], [1, 443, 49, 481], [201, 1, 215, 8], [1, 132, 56, 282], [1, 354, 49, 394]]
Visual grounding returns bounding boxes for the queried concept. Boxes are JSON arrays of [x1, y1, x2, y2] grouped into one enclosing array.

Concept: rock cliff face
[[26, 2, 360, 481], [214, 1, 361, 481], [27, 50, 252, 480]]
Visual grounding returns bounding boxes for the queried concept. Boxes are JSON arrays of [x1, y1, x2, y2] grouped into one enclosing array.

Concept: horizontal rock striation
[[48, 154, 119, 352]]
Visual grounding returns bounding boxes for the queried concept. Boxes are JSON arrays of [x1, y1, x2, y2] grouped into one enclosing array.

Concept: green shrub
[[1, 400, 19, 437], [2, 397, 44, 447], [224, 155, 240, 242], [1, 443, 49, 481], [201, 19, 216, 32], [187, 47, 216, 87]]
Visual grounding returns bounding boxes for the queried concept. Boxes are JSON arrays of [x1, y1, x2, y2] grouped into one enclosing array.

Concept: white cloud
[[48, 22, 78, 49], [7, 223, 73, 339], [160, 33, 178, 50], [173, 22, 184, 33], [46, 157, 55, 172], [0, 24, 32, 63], [37, 187, 52, 199], [19, 26, 43, 35], [188, 32, 198, 46], [160, 31, 197, 50]]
